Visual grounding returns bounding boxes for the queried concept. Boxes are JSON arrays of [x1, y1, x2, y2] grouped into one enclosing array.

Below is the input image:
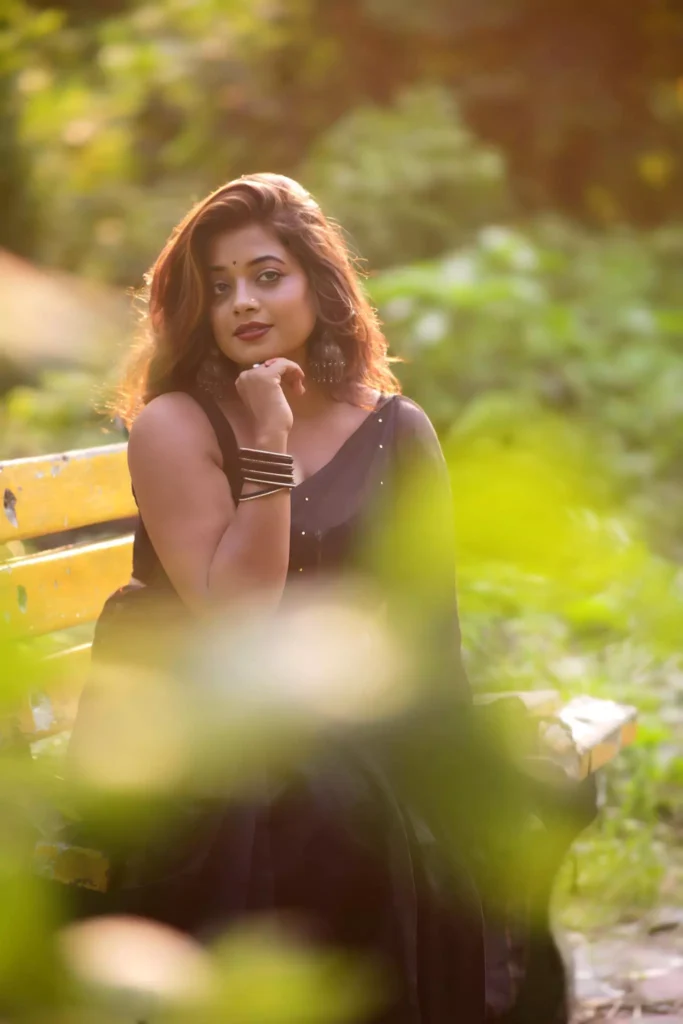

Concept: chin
[[221, 344, 270, 366], [230, 340, 304, 367]]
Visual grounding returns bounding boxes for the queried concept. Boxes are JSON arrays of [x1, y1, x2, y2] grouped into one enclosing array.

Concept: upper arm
[[128, 393, 237, 610]]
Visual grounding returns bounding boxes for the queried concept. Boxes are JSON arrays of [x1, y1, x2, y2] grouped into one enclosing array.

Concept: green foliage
[[368, 226, 683, 925], [2, 0, 683, 956], [0, 370, 118, 458], [3, 0, 683, 270], [371, 222, 683, 559], [303, 86, 510, 267]]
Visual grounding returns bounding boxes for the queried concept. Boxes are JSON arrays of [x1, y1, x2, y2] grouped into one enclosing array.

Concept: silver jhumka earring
[[197, 343, 230, 394], [307, 330, 347, 385]]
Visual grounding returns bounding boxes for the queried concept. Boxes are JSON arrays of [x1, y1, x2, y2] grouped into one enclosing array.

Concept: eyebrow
[[208, 254, 286, 272]]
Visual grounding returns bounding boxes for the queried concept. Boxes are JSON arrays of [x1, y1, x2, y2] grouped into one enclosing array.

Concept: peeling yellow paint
[[34, 841, 111, 891], [0, 444, 135, 542], [0, 535, 133, 635]]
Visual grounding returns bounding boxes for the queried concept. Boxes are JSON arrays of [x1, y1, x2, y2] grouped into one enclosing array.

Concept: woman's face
[[206, 223, 317, 368]]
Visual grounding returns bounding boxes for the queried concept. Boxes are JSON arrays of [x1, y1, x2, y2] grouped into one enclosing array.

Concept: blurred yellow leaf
[[637, 150, 675, 188]]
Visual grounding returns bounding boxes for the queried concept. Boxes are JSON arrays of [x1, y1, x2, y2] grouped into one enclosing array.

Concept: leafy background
[[1, 0, 683, 1015]]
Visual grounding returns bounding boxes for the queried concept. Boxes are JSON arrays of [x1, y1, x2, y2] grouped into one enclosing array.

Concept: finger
[[261, 357, 303, 376], [278, 360, 306, 383], [282, 373, 306, 397], [242, 358, 305, 387], [263, 361, 305, 389]]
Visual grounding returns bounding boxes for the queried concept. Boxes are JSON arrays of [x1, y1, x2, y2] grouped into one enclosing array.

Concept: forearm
[[206, 429, 292, 607], [207, 490, 291, 606]]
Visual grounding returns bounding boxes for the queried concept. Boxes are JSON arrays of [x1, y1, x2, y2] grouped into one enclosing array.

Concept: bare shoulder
[[128, 392, 221, 467]]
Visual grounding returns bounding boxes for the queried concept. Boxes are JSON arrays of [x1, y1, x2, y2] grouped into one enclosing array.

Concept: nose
[[232, 277, 259, 316]]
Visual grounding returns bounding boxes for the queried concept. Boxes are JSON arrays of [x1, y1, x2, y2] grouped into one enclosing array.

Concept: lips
[[234, 322, 272, 341]]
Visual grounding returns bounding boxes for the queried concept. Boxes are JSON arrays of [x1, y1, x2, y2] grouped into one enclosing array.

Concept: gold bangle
[[242, 473, 295, 487]]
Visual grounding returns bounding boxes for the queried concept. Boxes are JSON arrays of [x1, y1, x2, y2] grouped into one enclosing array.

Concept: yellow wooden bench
[[0, 441, 638, 892], [1, 443, 135, 740]]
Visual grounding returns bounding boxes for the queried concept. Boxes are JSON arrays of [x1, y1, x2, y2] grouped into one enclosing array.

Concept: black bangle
[[239, 456, 294, 472], [238, 446, 295, 489], [239, 447, 293, 466]]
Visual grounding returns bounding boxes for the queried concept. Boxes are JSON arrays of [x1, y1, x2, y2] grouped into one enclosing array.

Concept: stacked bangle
[[238, 447, 295, 489], [240, 485, 286, 503]]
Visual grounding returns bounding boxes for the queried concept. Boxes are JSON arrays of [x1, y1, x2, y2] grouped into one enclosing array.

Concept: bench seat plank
[[559, 695, 638, 778], [0, 444, 135, 543], [474, 690, 563, 718], [0, 536, 133, 636], [13, 644, 93, 741]]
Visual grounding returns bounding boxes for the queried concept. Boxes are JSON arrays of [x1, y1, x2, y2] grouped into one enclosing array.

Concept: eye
[[257, 269, 282, 284], [212, 280, 230, 296]]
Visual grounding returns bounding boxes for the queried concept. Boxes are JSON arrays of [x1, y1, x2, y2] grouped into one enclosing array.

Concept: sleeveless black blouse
[[132, 389, 405, 584], [125, 388, 469, 696], [116, 387, 471, 700]]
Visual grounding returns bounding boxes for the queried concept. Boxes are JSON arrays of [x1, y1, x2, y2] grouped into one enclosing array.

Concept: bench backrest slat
[[0, 445, 135, 543], [0, 535, 133, 636]]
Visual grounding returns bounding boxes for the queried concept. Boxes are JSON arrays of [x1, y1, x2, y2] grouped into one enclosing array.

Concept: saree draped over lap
[[66, 390, 485, 1023]]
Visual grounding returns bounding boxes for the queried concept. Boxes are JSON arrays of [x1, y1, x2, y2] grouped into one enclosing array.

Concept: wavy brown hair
[[113, 173, 401, 426]]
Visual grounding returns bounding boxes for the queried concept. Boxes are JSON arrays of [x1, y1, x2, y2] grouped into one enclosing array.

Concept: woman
[[67, 173, 486, 1021]]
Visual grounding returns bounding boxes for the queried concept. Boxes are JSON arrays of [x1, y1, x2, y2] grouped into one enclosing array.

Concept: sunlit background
[[2, 1, 683, 1020]]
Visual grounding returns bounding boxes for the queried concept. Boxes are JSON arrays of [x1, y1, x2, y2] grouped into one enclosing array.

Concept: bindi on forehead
[[208, 251, 288, 274]]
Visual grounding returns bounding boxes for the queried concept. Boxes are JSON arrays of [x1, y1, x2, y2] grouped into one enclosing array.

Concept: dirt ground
[[569, 914, 683, 1022]]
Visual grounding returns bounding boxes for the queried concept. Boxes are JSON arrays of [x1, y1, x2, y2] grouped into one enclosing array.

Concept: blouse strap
[[186, 387, 242, 504]]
